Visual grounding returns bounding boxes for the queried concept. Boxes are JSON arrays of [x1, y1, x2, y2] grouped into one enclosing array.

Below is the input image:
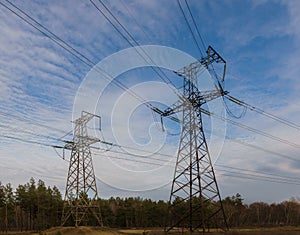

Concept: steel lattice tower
[[61, 111, 103, 227], [164, 47, 228, 233]]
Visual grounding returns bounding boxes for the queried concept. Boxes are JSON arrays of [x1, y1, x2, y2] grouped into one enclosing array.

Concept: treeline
[[101, 194, 300, 228], [1, 179, 300, 232], [0, 178, 62, 232], [223, 193, 300, 227]]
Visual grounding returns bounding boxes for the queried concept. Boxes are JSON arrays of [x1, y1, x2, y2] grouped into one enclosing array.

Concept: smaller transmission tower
[[61, 111, 103, 227]]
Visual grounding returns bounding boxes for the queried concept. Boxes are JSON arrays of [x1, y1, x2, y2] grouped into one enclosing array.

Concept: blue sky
[[1, 0, 300, 203]]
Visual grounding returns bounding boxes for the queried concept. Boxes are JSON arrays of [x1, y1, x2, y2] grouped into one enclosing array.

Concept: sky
[[1, 0, 300, 204]]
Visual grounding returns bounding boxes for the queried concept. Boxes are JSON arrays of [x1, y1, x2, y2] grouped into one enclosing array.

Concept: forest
[[0, 178, 300, 232]]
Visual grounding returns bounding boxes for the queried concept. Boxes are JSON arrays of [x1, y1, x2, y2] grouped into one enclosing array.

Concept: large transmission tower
[[61, 111, 103, 227], [163, 46, 228, 233]]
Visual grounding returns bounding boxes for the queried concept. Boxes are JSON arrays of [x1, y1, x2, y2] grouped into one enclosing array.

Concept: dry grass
[[43, 226, 120, 235], [2, 226, 300, 235], [0, 232, 38, 235], [119, 229, 150, 235]]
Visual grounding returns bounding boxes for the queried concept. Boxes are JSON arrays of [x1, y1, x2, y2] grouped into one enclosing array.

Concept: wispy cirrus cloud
[[0, 0, 185, 194], [1, 0, 300, 203]]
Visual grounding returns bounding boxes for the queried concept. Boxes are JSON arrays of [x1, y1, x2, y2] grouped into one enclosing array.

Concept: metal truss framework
[[61, 111, 103, 227], [165, 47, 228, 233]]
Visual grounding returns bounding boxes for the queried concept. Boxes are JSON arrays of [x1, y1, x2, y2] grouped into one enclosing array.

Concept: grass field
[[2, 226, 300, 235]]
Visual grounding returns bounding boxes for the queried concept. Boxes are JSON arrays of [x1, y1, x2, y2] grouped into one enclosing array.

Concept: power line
[[2, 104, 300, 168], [89, 0, 181, 97], [5, 115, 298, 172], [97, 139, 177, 159], [219, 172, 300, 186], [91, 138, 300, 186], [92, 149, 300, 187], [0, 110, 72, 136], [0, 123, 71, 144], [97, 127, 300, 166], [1, 1, 94, 69], [223, 96, 247, 119], [176, 0, 223, 90], [0, 0, 167, 119], [225, 94, 300, 131], [7, 131, 300, 187], [92, 148, 300, 187], [93, 134, 300, 168], [6, 114, 300, 170], [2, 126, 300, 188], [216, 164, 300, 183], [3, 0, 200, 130], [0, 134, 62, 148], [91, 145, 172, 164], [119, 0, 153, 43], [93, 146, 300, 184], [224, 135, 300, 163], [92, 152, 165, 167], [176, 0, 203, 57], [200, 108, 300, 150], [5, 130, 299, 187], [183, 0, 206, 51], [96, 0, 176, 88]]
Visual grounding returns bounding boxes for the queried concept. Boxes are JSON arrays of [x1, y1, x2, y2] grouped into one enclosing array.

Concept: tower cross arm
[[161, 98, 185, 117], [161, 88, 228, 118], [201, 45, 226, 66], [193, 88, 229, 107]]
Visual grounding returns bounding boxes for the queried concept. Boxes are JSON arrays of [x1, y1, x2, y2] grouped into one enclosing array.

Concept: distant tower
[[163, 47, 228, 233], [61, 111, 103, 227]]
